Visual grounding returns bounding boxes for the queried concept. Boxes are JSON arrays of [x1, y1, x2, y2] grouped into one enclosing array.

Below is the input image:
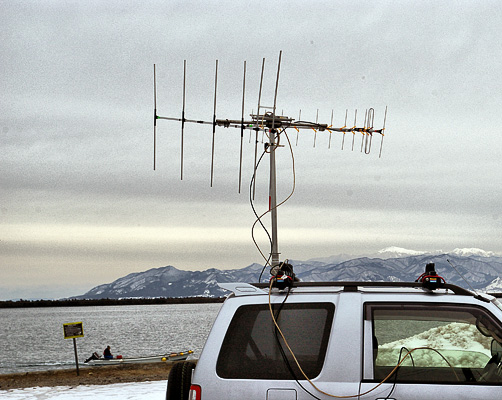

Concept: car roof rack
[[251, 281, 474, 296]]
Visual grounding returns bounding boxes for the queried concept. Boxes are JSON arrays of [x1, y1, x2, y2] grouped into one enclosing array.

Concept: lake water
[[0, 303, 222, 375]]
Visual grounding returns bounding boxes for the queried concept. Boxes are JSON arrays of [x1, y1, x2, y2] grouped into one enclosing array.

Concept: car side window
[[216, 302, 335, 380], [365, 303, 502, 384]]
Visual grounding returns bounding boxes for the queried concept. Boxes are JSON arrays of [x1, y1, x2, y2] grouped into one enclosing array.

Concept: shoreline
[[0, 361, 187, 390]]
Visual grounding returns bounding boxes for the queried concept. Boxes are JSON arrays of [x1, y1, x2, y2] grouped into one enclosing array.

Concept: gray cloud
[[1, 1, 501, 299]]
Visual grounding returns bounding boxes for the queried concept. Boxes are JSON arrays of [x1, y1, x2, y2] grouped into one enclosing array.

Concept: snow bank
[[377, 323, 492, 368]]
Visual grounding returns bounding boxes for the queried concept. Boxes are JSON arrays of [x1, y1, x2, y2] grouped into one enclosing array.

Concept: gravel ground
[[0, 362, 185, 390]]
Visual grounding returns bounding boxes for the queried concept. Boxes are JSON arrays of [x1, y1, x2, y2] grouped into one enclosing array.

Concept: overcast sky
[[2, 0, 501, 300]]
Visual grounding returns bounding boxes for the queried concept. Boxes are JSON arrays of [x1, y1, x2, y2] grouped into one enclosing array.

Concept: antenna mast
[[268, 51, 282, 268], [152, 52, 387, 273]]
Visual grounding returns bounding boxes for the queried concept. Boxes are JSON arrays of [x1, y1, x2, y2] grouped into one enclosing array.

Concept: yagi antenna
[[152, 51, 387, 270]]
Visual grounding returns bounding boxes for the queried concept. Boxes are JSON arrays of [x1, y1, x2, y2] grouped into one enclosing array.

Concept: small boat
[[83, 350, 193, 366]]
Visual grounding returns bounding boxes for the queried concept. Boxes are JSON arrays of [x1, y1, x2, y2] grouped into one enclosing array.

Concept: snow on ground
[[378, 323, 492, 368], [0, 380, 166, 400]]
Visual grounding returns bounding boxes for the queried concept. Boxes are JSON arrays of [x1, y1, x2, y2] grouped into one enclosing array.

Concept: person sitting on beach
[[103, 345, 113, 359]]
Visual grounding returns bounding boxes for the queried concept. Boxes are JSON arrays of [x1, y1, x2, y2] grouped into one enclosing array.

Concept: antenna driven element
[[363, 108, 374, 154], [379, 106, 388, 158]]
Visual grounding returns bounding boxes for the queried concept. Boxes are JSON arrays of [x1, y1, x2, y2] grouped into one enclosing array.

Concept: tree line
[[0, 296, 226, 308]]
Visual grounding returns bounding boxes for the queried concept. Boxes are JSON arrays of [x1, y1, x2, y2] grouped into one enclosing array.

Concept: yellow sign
[[63, 321, 84, 339]]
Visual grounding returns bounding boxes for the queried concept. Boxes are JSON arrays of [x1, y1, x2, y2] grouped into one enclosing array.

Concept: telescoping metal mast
[[152, 51, 387, 274]]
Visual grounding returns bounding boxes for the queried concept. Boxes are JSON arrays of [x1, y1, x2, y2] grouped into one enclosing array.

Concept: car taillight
[[189, 384, 201, 400]]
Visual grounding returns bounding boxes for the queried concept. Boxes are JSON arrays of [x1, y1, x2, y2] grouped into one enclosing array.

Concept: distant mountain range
[[74, 247, 502, 299]]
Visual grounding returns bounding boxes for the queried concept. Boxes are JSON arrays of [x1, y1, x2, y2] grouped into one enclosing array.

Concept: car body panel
[[190, 283, 502, 399]]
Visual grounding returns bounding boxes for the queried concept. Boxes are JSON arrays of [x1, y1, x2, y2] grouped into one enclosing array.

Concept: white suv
[[166, 263, 502, 400]]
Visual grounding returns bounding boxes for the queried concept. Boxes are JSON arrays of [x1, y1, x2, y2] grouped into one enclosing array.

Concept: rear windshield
[[216, 302, 335, 380]]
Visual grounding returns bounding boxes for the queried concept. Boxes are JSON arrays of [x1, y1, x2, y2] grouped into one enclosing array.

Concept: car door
[[205, 299, 338, 399], [359, 300, 502, 400]]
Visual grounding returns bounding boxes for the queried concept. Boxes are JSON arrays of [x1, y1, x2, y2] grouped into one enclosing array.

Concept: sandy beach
[[0, 361, 182, 390]]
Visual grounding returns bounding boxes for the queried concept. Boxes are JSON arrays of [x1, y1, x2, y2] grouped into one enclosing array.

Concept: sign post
[[63, 321, 84, 376]]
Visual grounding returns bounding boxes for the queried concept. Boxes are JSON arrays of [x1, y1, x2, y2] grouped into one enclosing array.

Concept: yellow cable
[[267, 281, 460, 398]]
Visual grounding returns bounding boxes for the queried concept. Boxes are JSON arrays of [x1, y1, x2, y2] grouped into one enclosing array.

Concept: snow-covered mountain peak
[[377, 246, 426, 258], [484, 277, 502, 292], [451, 248, 496, 257]]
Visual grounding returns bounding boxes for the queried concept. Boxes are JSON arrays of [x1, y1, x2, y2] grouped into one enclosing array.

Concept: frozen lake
[[0, 303, 221, 374]]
